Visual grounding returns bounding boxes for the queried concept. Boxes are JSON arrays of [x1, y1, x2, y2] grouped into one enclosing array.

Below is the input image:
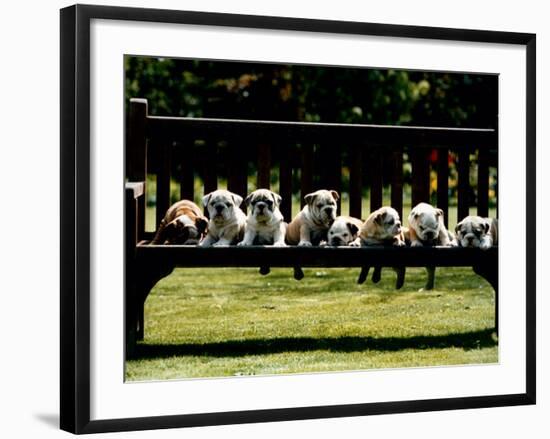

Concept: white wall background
[[0, 0, 546, 437]]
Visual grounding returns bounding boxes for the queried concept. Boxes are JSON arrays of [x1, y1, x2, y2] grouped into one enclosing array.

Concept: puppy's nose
[[215, 205, 224, 213], [425, 231, 434, 239], [257, 204, 265, 211], [467, 236, 474, 242]]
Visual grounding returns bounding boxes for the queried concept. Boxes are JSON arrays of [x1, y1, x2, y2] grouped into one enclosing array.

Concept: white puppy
[[325, 216, 363, 246], [199, 189, 246, 247], [238, 189, 287, 246], [455, 216, 498, 250]]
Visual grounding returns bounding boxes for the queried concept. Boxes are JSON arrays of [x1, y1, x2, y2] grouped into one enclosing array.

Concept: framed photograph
[[60, 4, 536, 434]]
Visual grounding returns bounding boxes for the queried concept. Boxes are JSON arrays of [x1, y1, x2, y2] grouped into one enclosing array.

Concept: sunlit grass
[[126, 266, 497, 381]]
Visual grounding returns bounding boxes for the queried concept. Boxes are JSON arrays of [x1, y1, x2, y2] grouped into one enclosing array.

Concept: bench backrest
[[126, 98, 497, 239]]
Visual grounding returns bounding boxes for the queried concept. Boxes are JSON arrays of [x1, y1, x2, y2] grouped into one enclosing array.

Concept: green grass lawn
[[125, 266, 497, 381]]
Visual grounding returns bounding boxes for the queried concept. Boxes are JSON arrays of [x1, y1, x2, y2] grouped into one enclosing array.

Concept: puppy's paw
[[319, 240, 329, 248], [298, 240, 313, 247], [272, 241, 287, 247], [393, 239, 406, 247], [237, 241, 249, 247], [349, 240, 361, 247], [410, 240, 423, 248], [213, 241, 229, 247], [480, 241, 492, 250]]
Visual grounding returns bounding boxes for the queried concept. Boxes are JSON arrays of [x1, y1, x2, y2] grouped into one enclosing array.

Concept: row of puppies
[[152, 188, 497, 289]]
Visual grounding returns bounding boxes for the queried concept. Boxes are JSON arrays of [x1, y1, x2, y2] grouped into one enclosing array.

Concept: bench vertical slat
[[411, 149, 431, 207], [257, 143, 271, 189], [203, 141, 218, 196], [179, 141, 194, 202], [477, 147, 489, 217], [300, 143, 313, 207], [279, 144, 293, 221], [227, 141, 247, 201], [391, 149, 404, 222], [457, 150, 471, 221], [156, 141, 172, 229], [318, 143, 342, 214], [349, 146, 362, 219], [369, 148, 383, 212], [437, 149, 449, 227], [127, 98, 148, 239]]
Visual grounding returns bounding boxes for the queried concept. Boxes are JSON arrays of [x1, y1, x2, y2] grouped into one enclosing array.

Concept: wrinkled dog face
[[455, 216, 490, 248], [164, 216, 208, 244], [409, 204, 443, 242], [245, 189, 282, 223], [373, 207, 402, 240], [203, 190, 243, 223], [328, 218, 359, 246], [305, 190, 339, 225]]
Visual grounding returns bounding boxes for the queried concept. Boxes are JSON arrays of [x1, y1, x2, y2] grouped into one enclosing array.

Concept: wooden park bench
[[125, 98, 498, 357]]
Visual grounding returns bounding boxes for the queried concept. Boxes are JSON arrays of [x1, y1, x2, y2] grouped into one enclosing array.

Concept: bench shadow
[[133, 328, 497, 360]]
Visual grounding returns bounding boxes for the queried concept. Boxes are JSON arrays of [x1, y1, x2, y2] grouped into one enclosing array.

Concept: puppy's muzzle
[[424, 230, 436, 240], [329, 237, 343, 246]]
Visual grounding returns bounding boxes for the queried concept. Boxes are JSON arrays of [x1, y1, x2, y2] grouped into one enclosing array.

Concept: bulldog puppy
[[407, 202, 454, 247], [325, 216, 363, 247], [238, 189, 287, 247], [199, 189, 247, 247], [286, 189, 339, 246], [455, 216, 498, 250], [406, 202, 455, 290], [357, 206, 406, 289], [151, 199, 208, 245]]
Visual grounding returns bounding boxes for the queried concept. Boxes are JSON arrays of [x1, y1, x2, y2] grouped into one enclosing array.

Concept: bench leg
[[473, 261, 498, 334]]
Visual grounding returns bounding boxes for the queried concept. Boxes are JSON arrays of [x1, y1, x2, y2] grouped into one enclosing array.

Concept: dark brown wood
[[127, 98, 148, 240], [300, 143, 313, 207], [203, 141, 218, 196], [279, 144, 293, 220], [227, 141, 248, 199], [390, 150, 403, 221], [148, 115, 496, 150], [349, 147, 362, 219], [457, 150, 471, 221], [179, 141, 195, 201], [257, 143, 271, 189], [156, 141, 172, 229], [477, 147, 489, 217], [369, 149, 383, 212], [125, 187, 138, 358], [437, 149, 449, 227], [411, 149, 431, 207]]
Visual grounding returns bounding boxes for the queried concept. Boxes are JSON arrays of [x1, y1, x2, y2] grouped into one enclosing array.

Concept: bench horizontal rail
[[135, 245, 497, 268], [147, 116, 496, 149]]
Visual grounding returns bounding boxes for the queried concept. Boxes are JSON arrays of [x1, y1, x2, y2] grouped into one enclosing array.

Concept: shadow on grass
[[133, 328, 497, 360]]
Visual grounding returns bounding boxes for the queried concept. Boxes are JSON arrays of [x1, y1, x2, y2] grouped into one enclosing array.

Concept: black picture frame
[[60, 4, 536, 434]]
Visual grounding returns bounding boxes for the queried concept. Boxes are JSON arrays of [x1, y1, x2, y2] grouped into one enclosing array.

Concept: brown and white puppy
[[151, 200, 208, 245], [406, 202, 455, 290], [406, 202, 454, 247], [238, 189, 287, 246], [286, 189, 339, 246], [357, 206, 406, 289], [325, 216, 363, 247], [455, 216, 498, 250], [199, 189, 247, 247]]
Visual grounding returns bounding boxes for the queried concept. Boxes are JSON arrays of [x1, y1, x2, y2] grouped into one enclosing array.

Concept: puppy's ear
[[244, 193, 254, 207], [196, 217, 208, 235], [435, 208, 444, 218], [482, 219, 491, 234], [330, 190, 340, 201], [455, 221, 462, 235], [231, 193, 243, 207], [202, 193, 211, 207], [374, 212, 386, 225], [304, 192, 316, 206], [271, 191, 282, 207], [347, 222, 359, 236]]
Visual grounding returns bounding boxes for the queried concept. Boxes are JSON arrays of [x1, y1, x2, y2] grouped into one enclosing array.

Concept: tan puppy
[[151, 200, 208, 245], [286, 189, 339, 246], [200, 189, 247, 247], [357, 206, 406, 289], [238, 189, 287, 246], [455, 216, 498, 250], [406, 202, 455, 290], [325, 216, 363, 246]]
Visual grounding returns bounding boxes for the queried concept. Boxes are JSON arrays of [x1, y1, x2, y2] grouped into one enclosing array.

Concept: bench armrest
[[126, 181, 145, 199]]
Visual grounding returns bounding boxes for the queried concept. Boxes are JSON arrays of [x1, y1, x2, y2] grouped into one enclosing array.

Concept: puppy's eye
[[329, 231, 334, 235], [265, 200, 273, 206], [387, 218, 394, 225], [226, 203, 232, 208], [317, 203, 324, 209], [343, 233, 348, 237]]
